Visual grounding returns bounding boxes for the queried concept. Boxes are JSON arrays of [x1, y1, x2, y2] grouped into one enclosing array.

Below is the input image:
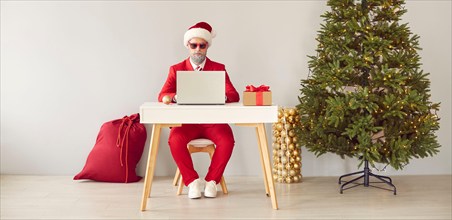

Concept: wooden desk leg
[[256, 123, 278, 210], [255, 127, 270, 196], [140, 124, 162, 211]]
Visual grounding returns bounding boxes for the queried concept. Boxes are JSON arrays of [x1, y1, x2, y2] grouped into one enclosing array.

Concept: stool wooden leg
[[219, 176, 228, 194], [173, 168, 180, 186], [177, 176, 184, 195]]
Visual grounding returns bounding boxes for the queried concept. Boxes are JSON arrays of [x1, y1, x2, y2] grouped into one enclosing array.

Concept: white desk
[[139, 102, 279, 210]]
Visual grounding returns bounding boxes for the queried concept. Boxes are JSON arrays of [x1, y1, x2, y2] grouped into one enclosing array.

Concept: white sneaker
[[188, 179, 203, 199], [204, 180, 217, 198]]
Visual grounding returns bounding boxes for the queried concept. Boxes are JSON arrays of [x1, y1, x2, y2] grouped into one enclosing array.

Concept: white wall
[[1, 1, 450, 177]]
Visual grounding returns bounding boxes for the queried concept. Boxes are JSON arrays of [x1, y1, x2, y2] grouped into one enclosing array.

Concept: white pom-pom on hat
[[184, 21, 215, 48]]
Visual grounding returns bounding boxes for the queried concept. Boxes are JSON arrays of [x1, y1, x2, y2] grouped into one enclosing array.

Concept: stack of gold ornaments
[[271, 107, 302, 183]]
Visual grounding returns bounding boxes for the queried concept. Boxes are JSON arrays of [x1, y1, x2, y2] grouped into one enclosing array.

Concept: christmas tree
[[297, 0, 441, 171]]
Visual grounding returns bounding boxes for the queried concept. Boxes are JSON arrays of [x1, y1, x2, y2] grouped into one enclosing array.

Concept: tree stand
[[338, 160, 397, 195]]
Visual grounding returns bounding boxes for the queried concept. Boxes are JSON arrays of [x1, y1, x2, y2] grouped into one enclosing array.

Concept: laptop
[[176, 71, 226, 105]]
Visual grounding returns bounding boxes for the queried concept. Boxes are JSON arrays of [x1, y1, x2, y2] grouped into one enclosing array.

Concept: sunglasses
[[189, 43, 207, 49]]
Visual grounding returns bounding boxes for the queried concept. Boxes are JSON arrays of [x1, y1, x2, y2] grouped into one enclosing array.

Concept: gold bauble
[[293, 176, 299, 182], [285, 150, 292, 157], [290, 157, 296, 163], [293, 149, 299, 156], [288, 143, 295, 150], [281, 156, 288, 164], [288, 116, 294, 123], [281, 169, 288, 177], [285, 177, 292, 183], [296, 156, 301, 162], [285, 163, 292, 170], [281, 143, 287, 150], [294, 163, 299, 169], [289, 169, 296, 177], [285, 137, 293, 144], [273, 174, 278, 180], [280, 130, 287, 137], [288, 130, 295, 137], [284, 123, 292, 130], [284, 112, 290, 118], [162, 95, 172, 105], [275, 123, 283, 131], [288, 108, 296, 116]]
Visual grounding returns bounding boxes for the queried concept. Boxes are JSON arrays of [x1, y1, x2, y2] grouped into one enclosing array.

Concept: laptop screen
[[176, 71, 226, 105]]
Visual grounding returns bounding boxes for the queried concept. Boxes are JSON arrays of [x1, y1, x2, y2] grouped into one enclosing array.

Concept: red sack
[[74, 113, 147, 183]]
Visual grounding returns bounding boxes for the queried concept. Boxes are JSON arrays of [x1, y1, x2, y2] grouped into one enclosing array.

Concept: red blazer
[[158, 57, 240, 103]]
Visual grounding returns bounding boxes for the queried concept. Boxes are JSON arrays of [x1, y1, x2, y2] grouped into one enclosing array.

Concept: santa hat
[[184, 22, 216, 48]]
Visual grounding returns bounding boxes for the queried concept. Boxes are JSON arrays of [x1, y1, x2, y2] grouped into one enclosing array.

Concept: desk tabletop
[[140, 102, 278, 124]]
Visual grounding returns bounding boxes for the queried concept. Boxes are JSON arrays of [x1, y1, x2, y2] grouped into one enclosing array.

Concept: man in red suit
[[158, 22, 240, 199]]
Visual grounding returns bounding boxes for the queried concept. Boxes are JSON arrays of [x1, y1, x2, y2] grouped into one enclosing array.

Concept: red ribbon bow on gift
[[245, 85, 270, 92]]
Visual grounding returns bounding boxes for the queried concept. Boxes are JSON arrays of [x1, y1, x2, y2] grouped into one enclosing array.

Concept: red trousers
[[168, 124, 235, 186]]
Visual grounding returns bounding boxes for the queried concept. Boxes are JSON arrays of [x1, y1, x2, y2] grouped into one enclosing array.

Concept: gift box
[[243, 85, 272, 106]]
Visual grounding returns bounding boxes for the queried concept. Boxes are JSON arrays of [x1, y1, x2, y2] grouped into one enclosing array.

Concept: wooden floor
[[1, 175, 451, 219]]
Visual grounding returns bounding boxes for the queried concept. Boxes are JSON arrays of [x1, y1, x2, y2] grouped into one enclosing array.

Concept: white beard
[[190, 53, 206, 65]]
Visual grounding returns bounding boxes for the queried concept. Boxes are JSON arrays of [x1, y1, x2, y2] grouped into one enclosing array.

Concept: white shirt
[[190, 59, 206, 71]]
